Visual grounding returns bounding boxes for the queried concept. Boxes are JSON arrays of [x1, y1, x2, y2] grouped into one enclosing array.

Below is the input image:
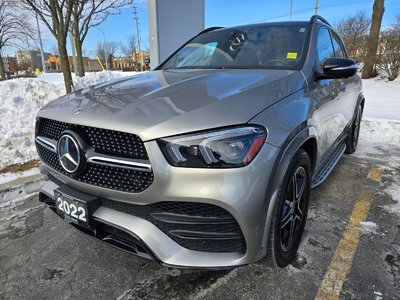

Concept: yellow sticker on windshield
[[287, 52, 298, 59]]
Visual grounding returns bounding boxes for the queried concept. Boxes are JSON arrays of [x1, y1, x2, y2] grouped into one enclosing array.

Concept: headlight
[[157, 126, 267, 168]]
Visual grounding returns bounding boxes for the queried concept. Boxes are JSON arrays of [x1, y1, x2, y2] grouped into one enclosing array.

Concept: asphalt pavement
[[0, 146, 399, 300]]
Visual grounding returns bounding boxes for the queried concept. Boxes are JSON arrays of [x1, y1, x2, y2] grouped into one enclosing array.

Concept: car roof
[[205, 15, 332, 34]]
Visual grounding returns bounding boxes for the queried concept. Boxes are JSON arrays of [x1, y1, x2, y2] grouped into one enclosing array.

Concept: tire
[[345, 105, 362, 154], [266, 149, 311, 268]]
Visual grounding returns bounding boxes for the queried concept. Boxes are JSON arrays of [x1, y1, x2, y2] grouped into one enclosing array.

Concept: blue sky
[[5, 0, 400, 57]]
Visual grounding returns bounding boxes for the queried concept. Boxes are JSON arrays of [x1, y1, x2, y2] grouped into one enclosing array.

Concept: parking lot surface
[[1, 145, 399, 300]]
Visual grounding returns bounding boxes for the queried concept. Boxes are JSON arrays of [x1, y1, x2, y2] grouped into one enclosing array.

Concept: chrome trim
[[57, 134, 81, 174], [330, 64, 357, 71], [87, 156, 152, 172], [300, 70, 309, 87], [35, 136, 57, 153]]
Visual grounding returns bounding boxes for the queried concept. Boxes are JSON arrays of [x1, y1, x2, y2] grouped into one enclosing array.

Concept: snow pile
[[383, 183, 400, 218], [357, 77, 400, 158], [362, 76, 400, 121], [357, 119, 400, 160], [0, 71, 138, 169], [0, 79, 65, 169], [359, 221, 379, 234], [38, 71, 139, 89]]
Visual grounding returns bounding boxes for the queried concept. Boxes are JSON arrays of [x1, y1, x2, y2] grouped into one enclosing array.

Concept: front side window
[[161, 25, 309, 70], [316, 28, 334, 70]]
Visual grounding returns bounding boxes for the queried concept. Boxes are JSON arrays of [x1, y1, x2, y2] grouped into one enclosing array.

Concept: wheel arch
[[260, 125, 317, 253]]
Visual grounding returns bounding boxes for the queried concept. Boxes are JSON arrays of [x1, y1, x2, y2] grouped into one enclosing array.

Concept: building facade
[[16, 49, 51, 71]]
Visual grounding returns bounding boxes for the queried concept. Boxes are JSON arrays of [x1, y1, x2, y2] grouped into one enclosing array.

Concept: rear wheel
[[345, 105, 362, 154], [266, 149, 311, 268]]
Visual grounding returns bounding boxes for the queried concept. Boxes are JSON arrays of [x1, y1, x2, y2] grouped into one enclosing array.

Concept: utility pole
[[290, 0, 293, 21], [315, 0, 319, 15], [133, 6, 143, 71], [98, 28, 109, 71], [35, 13, 46, 73]]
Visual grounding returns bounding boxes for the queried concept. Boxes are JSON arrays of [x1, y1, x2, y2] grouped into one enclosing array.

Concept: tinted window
[[161, 25, 309, 70], [317, 28, 334, 70], [331, 32, 346, 58]]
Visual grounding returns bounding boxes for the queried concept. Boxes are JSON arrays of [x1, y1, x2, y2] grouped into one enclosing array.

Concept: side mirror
[[317, 58, 357, 80]]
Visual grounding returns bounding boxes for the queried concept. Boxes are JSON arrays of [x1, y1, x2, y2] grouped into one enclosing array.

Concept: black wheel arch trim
[[260, 124, 316, 252]]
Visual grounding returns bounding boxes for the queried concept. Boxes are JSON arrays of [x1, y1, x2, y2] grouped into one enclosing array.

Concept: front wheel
[[266, 149, 311, 268], [345, 105, 362, 154]]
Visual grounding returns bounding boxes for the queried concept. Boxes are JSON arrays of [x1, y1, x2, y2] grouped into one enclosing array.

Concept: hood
[[38, 69, 306, 141]]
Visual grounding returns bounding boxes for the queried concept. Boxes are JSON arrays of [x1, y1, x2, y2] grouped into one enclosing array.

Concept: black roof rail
[[199, 27, 224, 35], [310, 15, 332, 27]]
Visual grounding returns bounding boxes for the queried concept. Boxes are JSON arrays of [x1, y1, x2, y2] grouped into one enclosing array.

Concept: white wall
[[148, 0, 205, 69]]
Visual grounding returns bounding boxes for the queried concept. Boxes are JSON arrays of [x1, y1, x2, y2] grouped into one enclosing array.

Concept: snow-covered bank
[[362, 76, 400, 121], [0, 71, 139, 169]]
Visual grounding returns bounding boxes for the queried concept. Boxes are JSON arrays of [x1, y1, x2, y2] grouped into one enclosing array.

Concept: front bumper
[[39, 141, 280, 269]]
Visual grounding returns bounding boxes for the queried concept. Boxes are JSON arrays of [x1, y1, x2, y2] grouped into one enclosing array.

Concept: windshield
[[161, 24, 309, 70]]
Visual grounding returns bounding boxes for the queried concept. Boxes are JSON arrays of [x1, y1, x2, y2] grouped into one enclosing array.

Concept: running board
[[312, 142, 346, 189]]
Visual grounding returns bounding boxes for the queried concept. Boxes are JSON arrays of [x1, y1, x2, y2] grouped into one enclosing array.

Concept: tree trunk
[[362, 0, 385, 79], [75, 37, 85, 77], [58, 38, 73, 93], [0, 53, 6, 81], [73, 11, 85, 77]]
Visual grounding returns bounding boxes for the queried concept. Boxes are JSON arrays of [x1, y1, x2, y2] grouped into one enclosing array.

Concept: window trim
[[329, 30, 348, 58]]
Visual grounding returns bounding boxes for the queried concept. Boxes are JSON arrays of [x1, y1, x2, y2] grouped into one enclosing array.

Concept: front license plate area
[[54, 185, 101, 229]]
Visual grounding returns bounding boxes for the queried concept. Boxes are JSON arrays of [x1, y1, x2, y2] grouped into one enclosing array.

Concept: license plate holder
[[54, 185, 101, 229]]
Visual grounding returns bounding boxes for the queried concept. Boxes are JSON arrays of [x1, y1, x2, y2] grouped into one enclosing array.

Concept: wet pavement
[[0, 146, 399, 300]]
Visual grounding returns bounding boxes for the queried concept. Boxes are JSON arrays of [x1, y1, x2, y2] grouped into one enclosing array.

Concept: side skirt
[[311, 141, 346, 189]]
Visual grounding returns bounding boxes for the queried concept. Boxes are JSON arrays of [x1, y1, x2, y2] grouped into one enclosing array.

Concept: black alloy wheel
[[266, 148, 311, 268], [280, 166, 307, 252]]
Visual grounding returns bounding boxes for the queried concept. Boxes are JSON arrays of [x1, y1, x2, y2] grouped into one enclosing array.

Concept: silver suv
[[35, 16, 363, 269]]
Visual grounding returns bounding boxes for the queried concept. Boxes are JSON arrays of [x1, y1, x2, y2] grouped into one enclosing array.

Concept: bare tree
[[362, 0, 385, 79], [120, 34, 137, 56], [0, 0, 33, 80], [23, 0, 74, 93], [335, 11, 370, 63], [120, 34, 138, 70], [378, 17, 400, 81], [96, 40, 118, 69], [71, 0, 131, 77]]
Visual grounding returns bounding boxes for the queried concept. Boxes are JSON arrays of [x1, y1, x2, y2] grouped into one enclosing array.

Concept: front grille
[[37, 118, 148, 160], [37, 144, 154, 193], [102, 199, 247, 253]]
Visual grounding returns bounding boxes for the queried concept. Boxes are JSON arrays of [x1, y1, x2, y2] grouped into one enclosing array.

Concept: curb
[[0, 174, 45, 195]]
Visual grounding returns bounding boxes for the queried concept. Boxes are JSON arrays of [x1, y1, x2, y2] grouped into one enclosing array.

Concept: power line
[[255, 0, 376, 23]]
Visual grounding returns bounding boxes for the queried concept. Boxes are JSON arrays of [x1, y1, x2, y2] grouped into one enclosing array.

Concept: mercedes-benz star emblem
[[58, 134, 81, 173]]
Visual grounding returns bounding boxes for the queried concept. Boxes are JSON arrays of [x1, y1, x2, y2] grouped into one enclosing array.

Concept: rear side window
[[330, 32, 346, 58], [316, 28, 334, 70]]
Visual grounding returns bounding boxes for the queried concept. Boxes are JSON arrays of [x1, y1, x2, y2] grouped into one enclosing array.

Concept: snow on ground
[[383, 183, 400, 218], [0, 71, 139, 170], [362, 76, 400, 121], [348, 75, 400, 159], [0, 168, 40, 185], [359, 221, 379, 234], [358, 76, 400, 218]]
